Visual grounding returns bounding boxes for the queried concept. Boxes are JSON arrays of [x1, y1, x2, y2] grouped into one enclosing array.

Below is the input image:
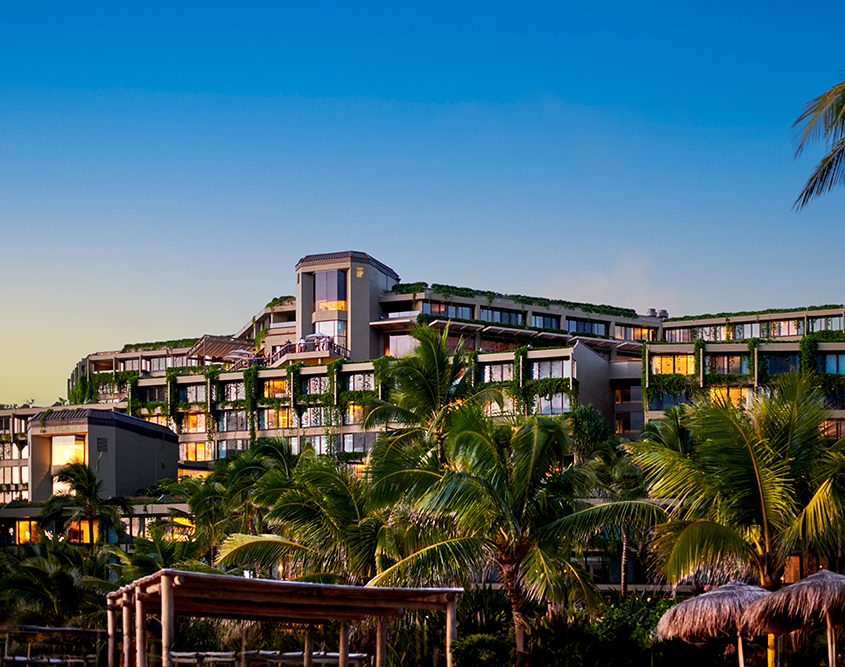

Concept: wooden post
[[827, 612, 836, 667], [123, 593, 133, 667], [445, 596, 458, 667], [376, 619, 387, 667], [108, 604, 117, 667], [303, 629, 313, 667], [338, 623, 349, 667], [136, 590, 148, 667], [161, 574, 174, 667]]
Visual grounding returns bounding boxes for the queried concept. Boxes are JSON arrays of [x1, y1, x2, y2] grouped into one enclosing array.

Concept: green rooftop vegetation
[[266, 295, 296, 308], [121, 338, 200, 353], [664, 304, 844, 322], [392, 282, 640, 319]]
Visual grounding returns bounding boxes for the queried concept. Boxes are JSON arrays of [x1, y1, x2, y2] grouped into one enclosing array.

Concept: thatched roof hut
[[658, 581, 771, 667], [743, 569, 845, 635], [658, 582, 771, 641], [742, 569, 845, 667]]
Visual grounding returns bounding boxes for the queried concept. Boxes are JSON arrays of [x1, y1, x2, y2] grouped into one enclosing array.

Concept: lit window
[[651, 354, 695, 375], [52, 435, 85, 466], [182, 412, 207, 434], [264, 379, 287, 397]]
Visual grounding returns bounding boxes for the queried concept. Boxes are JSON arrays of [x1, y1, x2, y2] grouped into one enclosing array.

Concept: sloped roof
[[296, 251, 399, 280], [29, 409, 178, 442]]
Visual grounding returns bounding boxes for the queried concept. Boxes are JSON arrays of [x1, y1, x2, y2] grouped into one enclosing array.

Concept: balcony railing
[[266, 339, 351, 366]]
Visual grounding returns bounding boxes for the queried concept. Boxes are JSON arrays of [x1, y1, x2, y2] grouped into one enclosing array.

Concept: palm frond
[[215, 534, 308, 568]]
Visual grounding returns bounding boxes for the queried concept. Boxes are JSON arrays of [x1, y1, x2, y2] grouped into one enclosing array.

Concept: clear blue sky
[[1, 1, 844, 404]]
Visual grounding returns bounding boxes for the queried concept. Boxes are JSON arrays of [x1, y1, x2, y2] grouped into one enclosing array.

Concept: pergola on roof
[[106, 570, 462, 667]]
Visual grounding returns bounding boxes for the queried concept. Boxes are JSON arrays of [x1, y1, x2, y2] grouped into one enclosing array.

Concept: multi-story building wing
[[8, 251, 845, 507]]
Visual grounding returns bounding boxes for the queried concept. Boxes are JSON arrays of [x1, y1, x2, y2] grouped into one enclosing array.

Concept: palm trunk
[[620, 525, 629, 598], [501, 561, 530, 665]]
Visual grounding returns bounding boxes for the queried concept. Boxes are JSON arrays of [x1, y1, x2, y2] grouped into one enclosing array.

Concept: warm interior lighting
[[314, 300, 347, 312]]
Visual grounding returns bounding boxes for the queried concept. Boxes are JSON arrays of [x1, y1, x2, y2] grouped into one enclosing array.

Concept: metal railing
[[265, 339, 351, 366]]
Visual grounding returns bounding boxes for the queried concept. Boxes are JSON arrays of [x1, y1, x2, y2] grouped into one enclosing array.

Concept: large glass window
[[483, 363, 514, 383], [763, 353, 800, 375], [651, 354, 696, 375], [422, 302, 473, 320], [344, 403, 364, 425], [822, 354, 845, 374], [532, 359, 570, 379], [52, 435, 85, 466], [615, 385, 643, 404], [764, 320, 804, 338], [648, 391, 692, 410], [345, 373, 374, 391], [343, 433, 375, 453], [480, 307, 525, 326], [567, 318, 608, 337], [315, 320, 347, 348], [218, 410, 248, 432], [706, 355, 749, 375], [810, 316, 844, 333], [264, 379, 287, 397], [302, 376, 330, 395], [710, 386, 752, 408], [179, 442, 213, 462], [732, 323, 762, 340], [532, 314, 560, 330], [664, 328, 693, 343], [182, 412, 206, 434], [385, 334, 418, 358], [177, 384, 206, 403], [222, 382, 245, 401], [300, 407, 327, 428], [615, 325, 656, 341], [258, 408, 295, 429], [616, 413, 644, 436], [534, 393, 570, 415], [314, 270, 347, 312]]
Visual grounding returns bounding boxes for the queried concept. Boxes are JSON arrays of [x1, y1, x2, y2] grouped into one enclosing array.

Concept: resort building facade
[[3, 250, 845, 508]]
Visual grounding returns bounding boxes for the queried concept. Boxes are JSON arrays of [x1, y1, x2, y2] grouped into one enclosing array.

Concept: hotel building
[[3, 250, 845, 507]]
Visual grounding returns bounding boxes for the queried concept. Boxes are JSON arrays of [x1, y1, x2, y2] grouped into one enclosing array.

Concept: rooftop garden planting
[[392, 282, 639, 319], [664, 304, 843, 323]]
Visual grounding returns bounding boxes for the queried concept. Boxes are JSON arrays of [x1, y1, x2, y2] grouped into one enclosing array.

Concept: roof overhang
[[426, 319, 485, 333], [186, 335, 252, 361]]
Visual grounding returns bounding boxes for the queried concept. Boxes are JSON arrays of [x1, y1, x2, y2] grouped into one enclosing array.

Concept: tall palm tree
[[39, 462, 131, 548], [793, 73, 845, 209], [368, 408, 665, 660], [364, 324, 501, 468], [590, 439, 649, 597], [632, 374, 837, 587]]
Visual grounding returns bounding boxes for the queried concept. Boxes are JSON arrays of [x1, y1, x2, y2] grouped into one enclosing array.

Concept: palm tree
[[590, 439, 649, 597], [368, 408, 665, 660], [108, 523, 219, 584], [170, 438, 298, 559], [217, 450, 409, 584], [793, 73, 845, 209], [0, 534, 116, 627], [364, 324, 501, 470], [631, 374, 837, 587], [39, 462, 131, 548]]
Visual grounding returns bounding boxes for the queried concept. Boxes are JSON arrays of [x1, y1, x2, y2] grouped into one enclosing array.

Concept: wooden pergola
[[106, 570, 462, 667]]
